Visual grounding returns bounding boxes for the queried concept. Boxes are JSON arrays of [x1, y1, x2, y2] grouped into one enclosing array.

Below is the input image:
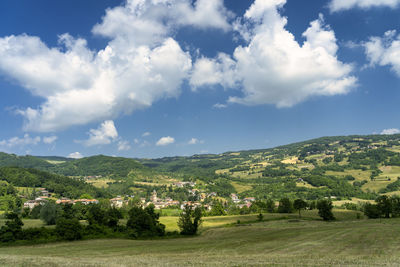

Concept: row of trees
[[364, 195, 400, 219], [0, 203, 203, 243]]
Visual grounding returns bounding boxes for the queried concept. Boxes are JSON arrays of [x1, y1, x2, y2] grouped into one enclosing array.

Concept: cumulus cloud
[[364, 30, 400, 76], [156, 136, 175, 146], [0, 134, 41, 148], [43, 136, 58, 144], [68, 152, 84, 159], [191, 1, 357, 108], [0, 0, 231, 132], [329, 0, 400, 12], [118, 140, 131, 151], [381, 128, 400, 135], [82, 120, 118, 146]]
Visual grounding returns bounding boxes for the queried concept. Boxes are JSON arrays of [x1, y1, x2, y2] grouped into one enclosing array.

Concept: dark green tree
[[209, 201, 226, 216], [126, 205, 165, 237], [266, 199, 275, 213], [56, 218, 83, 241], [40, 202, 58, 225], [277, 198, 293, 213], [376, 195, 392, 218], [317, 200, 335, 221], [293, 199, 307, 218], [0, 212, 24, 242], [178, 205, 202, 235], [364, 203, 381, 219]]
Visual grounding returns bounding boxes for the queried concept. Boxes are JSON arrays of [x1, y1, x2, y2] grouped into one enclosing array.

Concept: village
[[23, 184, 256, 212]]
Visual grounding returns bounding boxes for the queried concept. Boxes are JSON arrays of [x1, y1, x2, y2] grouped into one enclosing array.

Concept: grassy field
[[0, 211, 399, 266], [231, 182, 252, 193]]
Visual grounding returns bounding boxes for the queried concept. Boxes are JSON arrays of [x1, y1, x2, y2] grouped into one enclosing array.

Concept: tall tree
[[178, 205, 202, 235], [293, 199, 307, 218], [317, 200, 335, 221]]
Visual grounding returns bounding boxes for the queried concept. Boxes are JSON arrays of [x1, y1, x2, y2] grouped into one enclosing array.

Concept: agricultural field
[[1, 211, 399, 266]]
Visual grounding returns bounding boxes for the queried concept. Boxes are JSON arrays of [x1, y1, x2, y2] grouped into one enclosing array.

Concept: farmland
[[0, 210, 398, 266]]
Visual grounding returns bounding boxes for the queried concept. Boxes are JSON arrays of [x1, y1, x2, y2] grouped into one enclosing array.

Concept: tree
[[376, 195, 392, 218], [266, 199, 275, 213], [277, 198, 293, 213], [126, 205, 165, 237], [0, 212, 24, 242], [40, 202, 58, 225], [317, 200, 335, 221], [364, 203, 381, 219], [209, 201, 226, 216], [106, 207, 123, 229], [56, 218, 83, 241], [293, 199, 307, 218], [178, 205, 202, 235]]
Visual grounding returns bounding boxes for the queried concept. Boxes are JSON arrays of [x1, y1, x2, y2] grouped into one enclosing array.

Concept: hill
[[0, 166, 109, 199], [47, 155, 147, 178], [137, 134, 400, 200], [1, 134, 400, 201], [0, 152, 53, 170]]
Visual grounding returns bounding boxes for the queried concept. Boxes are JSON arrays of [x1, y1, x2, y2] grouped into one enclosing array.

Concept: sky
[[0, 0, 399, 159]]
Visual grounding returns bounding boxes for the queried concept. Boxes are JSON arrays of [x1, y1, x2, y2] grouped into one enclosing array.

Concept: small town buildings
[[174, 181, 196, 188], [243, 197, 255, 203], [74, 199, 99, 205], [231, 193, 240, 203], [23, 197, 48, 209], [110, 197, 125, 208]]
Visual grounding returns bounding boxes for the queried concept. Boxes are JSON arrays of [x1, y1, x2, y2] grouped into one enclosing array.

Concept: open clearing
[[0, 213, 399, 266]]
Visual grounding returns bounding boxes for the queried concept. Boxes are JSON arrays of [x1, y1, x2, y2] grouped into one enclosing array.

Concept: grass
[[333, 198, 374, 206], [86, 178, 114, 188], [231, 182, 252, 193], [326, 169, 371, 182], [0, 210, 397, 266], [0, 219, 47, 229]]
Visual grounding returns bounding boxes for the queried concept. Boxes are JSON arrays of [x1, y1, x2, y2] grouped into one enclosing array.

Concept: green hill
[[48, 155, 147, 178], [0, 152, 53, 170], [138, 134, 400, 200], [0, 166, 109, 199], [1, 134, 400, 201]]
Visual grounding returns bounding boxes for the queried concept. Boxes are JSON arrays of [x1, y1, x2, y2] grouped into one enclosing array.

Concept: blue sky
[[0, 0, 399, 159]]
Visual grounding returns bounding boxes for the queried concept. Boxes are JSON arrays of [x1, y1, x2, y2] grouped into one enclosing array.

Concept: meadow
[[2, 210, 397, 266]]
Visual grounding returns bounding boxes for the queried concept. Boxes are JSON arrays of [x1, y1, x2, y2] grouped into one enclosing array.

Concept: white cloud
[[82, 120, 118, 146], [188, 138, 198, 145], [190, 53, 238, 90], [92, 0, 232, 46], [118, 140, 131, 151], [0, 134, 41, 148], [329, 0, 400, 12], [142, 132, 151, 137], [364, 30, 400, 76], [381, 128, 400, 135], [0, 0, 231, 132], [213, 103, 228, 109], [188, 138, 204, 145], [156, 136, 175, 146], [43, 135, 58, 144], [68, 152, 83, 159], [191, 1, 356, 108], [134, 138, 140, 144]]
